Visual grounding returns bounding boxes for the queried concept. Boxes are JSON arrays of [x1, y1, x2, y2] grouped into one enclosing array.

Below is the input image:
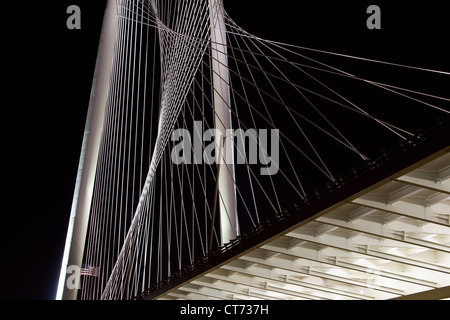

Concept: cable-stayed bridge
[[57, 0, 450, 300]]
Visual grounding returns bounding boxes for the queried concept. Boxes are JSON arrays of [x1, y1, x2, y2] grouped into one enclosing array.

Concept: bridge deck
[[140, 123, 450, 300]]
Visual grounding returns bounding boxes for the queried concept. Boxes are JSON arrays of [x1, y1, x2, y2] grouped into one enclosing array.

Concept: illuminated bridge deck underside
[[143, 127, 450, 300]]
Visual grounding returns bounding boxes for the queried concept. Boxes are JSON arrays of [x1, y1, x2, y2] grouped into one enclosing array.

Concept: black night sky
[[1, 1, 449, 300]]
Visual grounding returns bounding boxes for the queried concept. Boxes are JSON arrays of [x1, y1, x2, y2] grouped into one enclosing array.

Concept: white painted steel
[[208, 0, 240, 245], [56, 0, 119, 300]]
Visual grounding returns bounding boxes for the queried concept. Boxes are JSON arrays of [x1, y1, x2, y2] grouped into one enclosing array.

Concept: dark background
[[1, 1, 448, 299]]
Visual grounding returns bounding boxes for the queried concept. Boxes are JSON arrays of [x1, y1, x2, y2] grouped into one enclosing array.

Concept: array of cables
[[80, 0, 450, 299]]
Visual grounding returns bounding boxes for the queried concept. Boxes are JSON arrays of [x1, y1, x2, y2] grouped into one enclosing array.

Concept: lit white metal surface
[[158, 151, 450, 300], [56, 0, 118, 300], [209, 0, 240, 245]]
